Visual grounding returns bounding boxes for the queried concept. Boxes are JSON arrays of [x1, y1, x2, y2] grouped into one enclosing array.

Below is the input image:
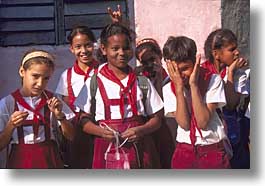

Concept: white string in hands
[[100, 122, 130, 169]]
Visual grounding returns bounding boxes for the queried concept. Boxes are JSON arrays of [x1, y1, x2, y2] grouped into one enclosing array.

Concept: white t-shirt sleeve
[[162, 83, 176, 115], [55, 69, 69, 96], [74, 79, 92, 114], [234, 68, 250, 95], [205, 74, 226, 108], [0, 95, 15, 132], [144, 78, 164, 115]]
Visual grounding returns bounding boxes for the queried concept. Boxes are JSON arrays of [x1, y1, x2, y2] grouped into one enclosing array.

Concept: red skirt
[[92, 117, 160, 169], [7, 140, 64, 169], [171, 140, 231, 169]]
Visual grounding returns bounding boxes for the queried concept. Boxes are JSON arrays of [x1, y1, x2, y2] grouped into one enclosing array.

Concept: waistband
[[11, 140, 57, 148], [98, 116, 145, 125], [176, 140, 225, 153]]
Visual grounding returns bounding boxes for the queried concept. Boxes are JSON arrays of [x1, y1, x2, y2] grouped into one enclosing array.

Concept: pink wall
[[134, 0, 221, 61], [0, 0, 222, 99]]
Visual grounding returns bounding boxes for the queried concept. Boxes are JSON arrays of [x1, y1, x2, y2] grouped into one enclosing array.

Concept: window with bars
[[0, 0, 128, 46]]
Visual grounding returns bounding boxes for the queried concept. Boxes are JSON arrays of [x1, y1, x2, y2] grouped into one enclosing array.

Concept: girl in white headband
[[0, 49, 75, 168]]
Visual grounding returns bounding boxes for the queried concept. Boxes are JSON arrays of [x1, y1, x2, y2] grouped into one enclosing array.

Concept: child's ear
[[19, 67, 25, 78], [212, 49, 220, 60], [100, 44, 107, 55], [69, 45, 74, 54]]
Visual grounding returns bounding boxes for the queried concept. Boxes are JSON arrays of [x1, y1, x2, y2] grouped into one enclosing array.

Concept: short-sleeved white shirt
[[74, 64, 164, 121], [223, 67, 250, 95], [55, 67, 96, 112], [0, 94, 75, 144], [163, 74, 227, 145]]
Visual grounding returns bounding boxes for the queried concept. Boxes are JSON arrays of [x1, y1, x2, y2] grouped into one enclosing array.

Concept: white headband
[[21, 51, 54, 66]]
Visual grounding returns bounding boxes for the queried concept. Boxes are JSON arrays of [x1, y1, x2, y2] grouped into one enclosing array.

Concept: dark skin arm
[[108, 5, 123, 23], [189, 55, 218, 130], [121, 109, 163, 142], [225, 57, 248, 110], [80, 111, 115, 142], [166, 60, 190, 130]]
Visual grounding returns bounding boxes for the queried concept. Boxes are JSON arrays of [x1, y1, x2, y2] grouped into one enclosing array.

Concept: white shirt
[[75, 64, 164, 121], [55, 67, 96, 112], [0, 94, 75, 144], [163, 74, 227, 145], [223, 67, 250, 95]]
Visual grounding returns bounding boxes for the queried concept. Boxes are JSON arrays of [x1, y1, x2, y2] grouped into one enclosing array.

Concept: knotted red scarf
[[99, 64, 138, 118], [170, 67, 213, 145], [201, 60, 226, 79], [11, 89, 51, 139], [67, 59, 99, 111]]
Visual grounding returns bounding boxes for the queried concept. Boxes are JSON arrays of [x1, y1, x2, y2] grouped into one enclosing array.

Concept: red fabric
[[66, 68, 75, 112], [99, 65, 138, 118], [201, 60, 226, 79], [142, 68, 168, 81], [13, 102, 51, 144], [73, 59, 99, 81], [171, 141, 230, 169], [170, 67, 231, 168], [65, 60, 99, 168], [67, 59, 99, 111], [8, 91, 63, 168], [7, 141, 64, 169], [92, 117, 160, 169], [170, 68, 213, 145], [11, 89, 51, 139]]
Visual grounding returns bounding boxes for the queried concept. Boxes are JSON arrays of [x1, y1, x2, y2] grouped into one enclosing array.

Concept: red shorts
[[171, 140, 231, 169]]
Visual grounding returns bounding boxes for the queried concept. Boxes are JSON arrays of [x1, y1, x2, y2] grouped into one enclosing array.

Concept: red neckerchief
[[141, 68, 168, 81], [170, 68, 213, 145], [11, 89, 51, 139], [201, 60, 226, 79], [68, 59, 98, 111], [99, 64, 137, 118], [73, 59, 99, 81]]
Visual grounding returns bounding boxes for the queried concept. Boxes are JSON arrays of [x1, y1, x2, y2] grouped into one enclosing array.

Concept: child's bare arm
[[190, 55, 217, 129], [108, 5, 122, 23], [120, 109, 163, 142], [47, 97, 75, 141], [166, 60, 190, 130], [80, 111, 115, 142], [225, 57, 248, 110], [0, 111, 28, 151]]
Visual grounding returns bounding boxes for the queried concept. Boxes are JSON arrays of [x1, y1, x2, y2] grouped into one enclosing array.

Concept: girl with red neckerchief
[[55, 25, 99, 168], [75, 23, 163, 169], [202, 28, 250, 168], [0, 50, 75, 168]]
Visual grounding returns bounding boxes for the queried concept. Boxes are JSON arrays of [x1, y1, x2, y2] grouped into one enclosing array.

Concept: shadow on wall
[[0, 45, 75, 99]]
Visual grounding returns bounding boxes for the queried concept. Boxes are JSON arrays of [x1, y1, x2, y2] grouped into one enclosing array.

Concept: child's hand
[[8, 111, 29, 128], [166, 60, 184, 91], [47, 97, 63, 118], [189, 54, 201, 87], [101, 128, 116, 142], [229, 57, 248, 73], [121, 127, 142, 142], [108, 4, 122, 23]]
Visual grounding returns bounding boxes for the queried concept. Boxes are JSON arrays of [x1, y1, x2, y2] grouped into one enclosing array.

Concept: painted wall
[[134, 0, 221, 62], [0, 0, 223, 99], [0, 45, 75, 99]]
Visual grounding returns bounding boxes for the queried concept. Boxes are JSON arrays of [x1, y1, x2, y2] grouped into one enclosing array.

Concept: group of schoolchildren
[[0, 6, 250, 169]]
